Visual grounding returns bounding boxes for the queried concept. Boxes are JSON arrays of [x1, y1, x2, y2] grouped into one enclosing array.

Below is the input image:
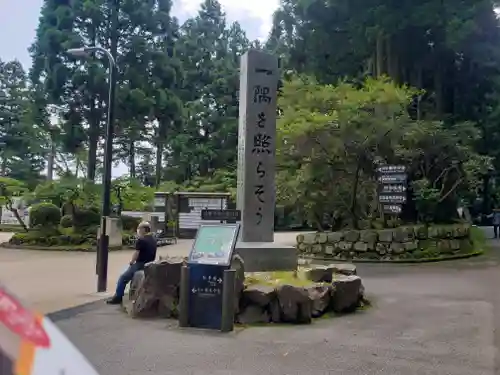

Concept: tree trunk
[[350, 162, 362, 229], [434, 59, 444, 117], [129, 140, 136, 178], [0, 157, 6, 176], [47, 138, 55, 181], [376, 32, 385, 78], [386, 37, 399, 82], [10, 208, 28, 232], [155, 142, 163, 188], [87, 123, 99, 181]]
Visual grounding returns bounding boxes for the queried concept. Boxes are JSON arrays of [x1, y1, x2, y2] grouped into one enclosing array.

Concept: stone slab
[[97, 217, 122, 247], [234, 241, 297, 272]]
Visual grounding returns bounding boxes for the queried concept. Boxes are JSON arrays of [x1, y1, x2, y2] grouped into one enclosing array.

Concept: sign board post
[[179, 224, 240, 331], [376, 165, 407, 216]]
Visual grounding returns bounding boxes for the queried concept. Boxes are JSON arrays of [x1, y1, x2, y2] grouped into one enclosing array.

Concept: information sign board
[[188, 264, 225, 330], [188, 224, 240, 266]]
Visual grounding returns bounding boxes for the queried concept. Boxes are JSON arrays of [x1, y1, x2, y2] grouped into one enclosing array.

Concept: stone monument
[[234, 49, 298, 272]]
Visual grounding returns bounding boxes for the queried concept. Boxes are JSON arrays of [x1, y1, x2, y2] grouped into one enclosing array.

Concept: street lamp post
[[67, 47, 116, 292]]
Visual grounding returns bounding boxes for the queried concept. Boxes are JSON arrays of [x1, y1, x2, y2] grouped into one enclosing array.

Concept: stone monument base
[[234, 242, 298, 272]]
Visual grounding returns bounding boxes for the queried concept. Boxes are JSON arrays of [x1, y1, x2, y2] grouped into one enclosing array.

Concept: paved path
[[51, 240, 500, 375], [0, 231, 304, 313]]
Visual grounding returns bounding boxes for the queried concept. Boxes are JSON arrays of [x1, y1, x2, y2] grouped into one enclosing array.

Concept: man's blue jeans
[[116, 262, 144, 298]]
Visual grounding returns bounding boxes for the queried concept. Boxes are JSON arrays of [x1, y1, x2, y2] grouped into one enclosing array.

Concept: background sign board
[[380, 184, 407, 193], [382, 204, 402, 214], [188, 224, 240, 266], [376, 165, 406, 174], [201, 209, 241, 222], [377, 174, 407, 184], [377, 164, 407, 214], [378, 194, 407, 204]]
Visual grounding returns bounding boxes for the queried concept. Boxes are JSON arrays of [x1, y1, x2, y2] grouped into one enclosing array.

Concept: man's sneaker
[[106, 295, 123, 305]]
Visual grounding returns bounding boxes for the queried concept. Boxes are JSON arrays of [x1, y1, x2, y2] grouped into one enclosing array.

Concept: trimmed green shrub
[[29, 203, 61, 228], [73, 207, 100, 230], [60, 215, 74, 228], [9, 230, 97, 247], [121, 215, 141, 231]]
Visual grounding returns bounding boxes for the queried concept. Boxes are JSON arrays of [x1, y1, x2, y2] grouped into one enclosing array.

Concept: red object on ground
[[0, 288, 50, 348]]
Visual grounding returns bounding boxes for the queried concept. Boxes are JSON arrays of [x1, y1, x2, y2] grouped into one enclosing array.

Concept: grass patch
[[1, 243, 123, 251], [244, 270, 318, 288], [0, 224, 23, 232]]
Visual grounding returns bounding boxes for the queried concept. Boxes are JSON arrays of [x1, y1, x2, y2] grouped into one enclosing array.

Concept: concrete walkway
[[0, 231, 304, 313], [53, 243, 500, 375]]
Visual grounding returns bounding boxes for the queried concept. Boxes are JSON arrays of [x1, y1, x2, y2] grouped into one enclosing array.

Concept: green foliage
[[73, 207, 100, 231], [60, 214, 73, 228], [158, 169, 237, 200], [29, 202, 61, 228], [0, 60, 46, 187], [276, 76, 490, 228], [121, 215, 141, 232], [9, 230, 97, 249], [111, 177, 155, 211], [0, 0, 496, 229]]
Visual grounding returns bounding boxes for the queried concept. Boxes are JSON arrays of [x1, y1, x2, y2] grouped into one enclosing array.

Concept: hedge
[[60, 215, 73, 228], [29, 202, 61, 228], [121, 215, 141, 231], [73, 207, 100, 230], [9, 230, 96, 247]]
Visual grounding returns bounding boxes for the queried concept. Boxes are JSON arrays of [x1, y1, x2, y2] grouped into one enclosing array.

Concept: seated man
[[107, 221, 157, 305]]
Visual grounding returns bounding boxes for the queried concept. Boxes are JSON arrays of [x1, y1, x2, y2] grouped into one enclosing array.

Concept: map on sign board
[[0, 283, 100, 375], [188, 224, 240, 266]]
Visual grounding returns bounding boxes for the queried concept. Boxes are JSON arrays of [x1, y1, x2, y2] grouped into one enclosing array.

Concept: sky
[[0, 0, 279, 177]]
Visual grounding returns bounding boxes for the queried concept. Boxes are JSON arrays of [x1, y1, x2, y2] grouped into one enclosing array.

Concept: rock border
[[126, 257, 367, 326], [0, 242, 124, 252], [302, 249, 483, 264]]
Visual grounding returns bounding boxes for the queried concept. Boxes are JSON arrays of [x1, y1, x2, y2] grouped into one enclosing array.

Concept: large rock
[[237, 305, 270, 325], [331, 275, 363, 313], [126, 257, 183, 318], [337, 241, 353, 251], [304, 266, 333, 283], [275, 285, 312, 324], [378, 229, 393, 242], [394, 227, 414, 242], [128, 270, 145, 301], [241, 284, 276, 307], [307, 285, 332, 318], [359, 230, 378, 243], [353, 241, 368, 252], [327, 231, 343, 243], [316, 232, 328, 244], [328, 263, 357, 276], [302, 233, 317, 245], [344, 231, 360, 242], [304, 263, 357, 283], [231, 254, 245, 314]]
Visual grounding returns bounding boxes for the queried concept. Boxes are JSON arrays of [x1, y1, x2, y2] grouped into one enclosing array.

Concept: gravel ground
[[53, 236, 500, 375]]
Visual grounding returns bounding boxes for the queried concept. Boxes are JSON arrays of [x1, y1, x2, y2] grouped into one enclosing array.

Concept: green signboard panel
[[188, 224, 240, 266]]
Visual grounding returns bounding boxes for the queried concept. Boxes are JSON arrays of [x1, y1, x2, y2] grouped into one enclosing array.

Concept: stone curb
[[0, 242, 125, 252], [301, 250, 484, 264]]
